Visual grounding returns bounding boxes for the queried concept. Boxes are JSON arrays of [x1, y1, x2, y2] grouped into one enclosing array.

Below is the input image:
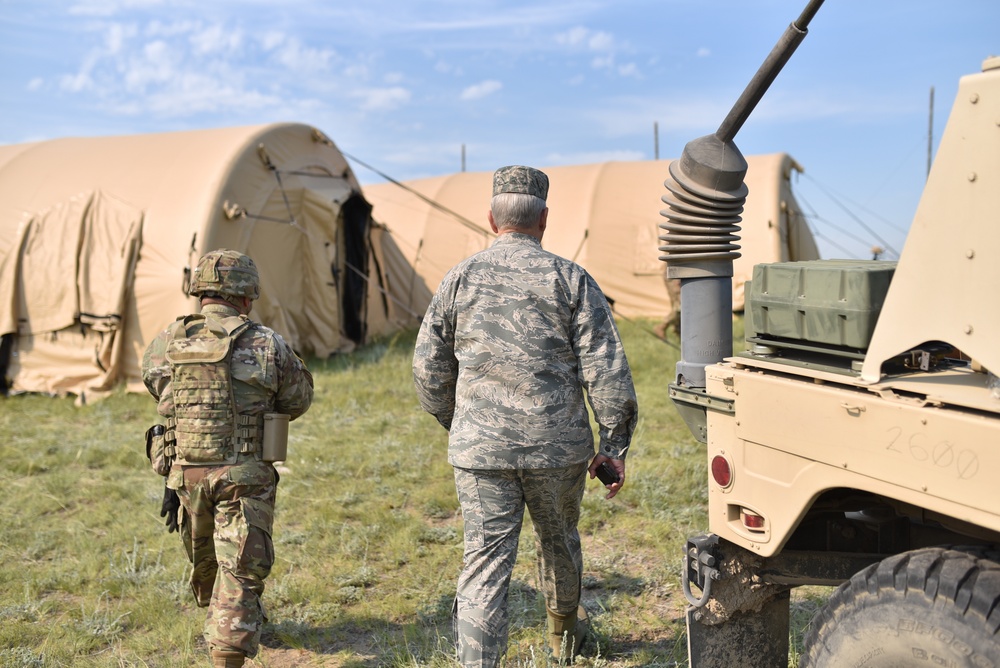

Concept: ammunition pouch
[[145, 423, 174, 476], [235, 414, 264, 456]]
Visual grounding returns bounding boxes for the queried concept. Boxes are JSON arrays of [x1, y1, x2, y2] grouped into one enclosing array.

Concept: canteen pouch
[[261, 413, 290, 462], [145, 424, 172, 476]]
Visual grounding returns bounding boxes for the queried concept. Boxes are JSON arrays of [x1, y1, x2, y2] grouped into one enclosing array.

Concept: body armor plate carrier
[[165, 313, 253, 464]]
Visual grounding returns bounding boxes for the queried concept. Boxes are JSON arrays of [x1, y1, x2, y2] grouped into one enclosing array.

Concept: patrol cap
[[492, 165, 549, 201]]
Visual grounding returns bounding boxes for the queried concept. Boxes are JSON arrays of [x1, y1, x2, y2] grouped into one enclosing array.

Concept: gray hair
[[490, 192, 547, 230]]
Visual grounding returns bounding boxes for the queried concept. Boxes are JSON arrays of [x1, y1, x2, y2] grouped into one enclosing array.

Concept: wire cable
[[342, 151, 490, 239], [797, 191, 895, 259], [799, 173, 901, 257]]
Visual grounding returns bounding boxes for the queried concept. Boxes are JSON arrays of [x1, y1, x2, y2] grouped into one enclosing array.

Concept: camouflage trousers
[[453, 462, 587, 668], [169, 454, 277, 657]]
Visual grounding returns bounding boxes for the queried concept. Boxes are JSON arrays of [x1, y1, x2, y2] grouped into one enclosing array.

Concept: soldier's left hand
[[589, 455, 625, 500]]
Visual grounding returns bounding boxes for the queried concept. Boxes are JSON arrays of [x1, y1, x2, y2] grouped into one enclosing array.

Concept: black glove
[[160, 485, 181, 533]]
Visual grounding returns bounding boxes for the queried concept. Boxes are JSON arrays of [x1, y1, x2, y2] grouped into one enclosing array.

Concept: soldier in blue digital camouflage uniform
[[142, 249, 313, 668], [413, 166, 638, 667]]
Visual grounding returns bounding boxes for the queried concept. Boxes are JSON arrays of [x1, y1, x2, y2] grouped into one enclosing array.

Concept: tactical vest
[[164, 313, 256, 464]]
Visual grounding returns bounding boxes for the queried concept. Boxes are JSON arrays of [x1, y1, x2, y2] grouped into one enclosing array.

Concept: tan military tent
[[362, 153, 820, 320], [0, 123, 415, 401]]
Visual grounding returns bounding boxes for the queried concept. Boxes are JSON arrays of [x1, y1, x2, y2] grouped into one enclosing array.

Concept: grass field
[[0, 316, 823, 667]]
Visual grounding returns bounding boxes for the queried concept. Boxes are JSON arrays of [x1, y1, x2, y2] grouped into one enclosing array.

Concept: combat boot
[[210, 648, 245, 668], [547, 605, 589, 664]]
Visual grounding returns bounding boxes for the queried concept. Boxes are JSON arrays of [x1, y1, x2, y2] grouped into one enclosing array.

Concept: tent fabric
[[362, 153, 820, 320], [0, 123, 413, 401], [13, 190, 143, 336]]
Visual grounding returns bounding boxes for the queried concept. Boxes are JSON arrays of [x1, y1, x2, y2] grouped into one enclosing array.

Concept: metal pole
[[927, 86, 934, 180], [654, 121, 660, 160]]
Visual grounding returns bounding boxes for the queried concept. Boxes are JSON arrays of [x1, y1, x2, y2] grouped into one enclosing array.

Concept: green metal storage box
[[748, 259, 897, 350]]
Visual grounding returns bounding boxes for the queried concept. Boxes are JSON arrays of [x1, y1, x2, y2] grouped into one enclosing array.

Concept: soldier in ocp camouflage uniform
[[142, 249, 313, 668], [413, 166, 638, 667]]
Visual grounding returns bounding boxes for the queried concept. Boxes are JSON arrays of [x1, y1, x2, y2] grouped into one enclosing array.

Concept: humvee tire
[[802, 547, 1000, 667]]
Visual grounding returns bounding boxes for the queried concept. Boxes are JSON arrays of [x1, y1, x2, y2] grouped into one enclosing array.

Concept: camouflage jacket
[[142, 303, 314, 455], [413, 232, 638, 469]]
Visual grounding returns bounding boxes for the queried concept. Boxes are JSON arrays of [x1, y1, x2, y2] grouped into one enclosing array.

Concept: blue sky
[[1, 1, 997, 260]]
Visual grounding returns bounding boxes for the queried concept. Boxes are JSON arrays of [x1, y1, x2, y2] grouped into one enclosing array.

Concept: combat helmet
[[188, 249, 260, 300]]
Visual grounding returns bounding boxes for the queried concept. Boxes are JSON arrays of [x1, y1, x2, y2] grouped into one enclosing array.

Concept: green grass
[[0, 317, 823, 667]]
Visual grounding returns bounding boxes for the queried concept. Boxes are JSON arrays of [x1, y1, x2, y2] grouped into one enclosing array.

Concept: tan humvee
[[661, 4, 1000, 665]]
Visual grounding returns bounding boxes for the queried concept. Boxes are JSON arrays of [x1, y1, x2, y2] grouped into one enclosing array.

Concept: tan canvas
[[366, 221, 432, 336], [0, 124, 407, 400], [362, 153, 820, 319]]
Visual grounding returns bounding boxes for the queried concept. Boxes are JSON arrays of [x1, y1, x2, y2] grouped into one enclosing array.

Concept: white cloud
[[27, 78, 45, 92], [122, 40, 176, 91], [60, 53, 98, 93], [146, 20, 198, 38], [591, 55, 613, 70], [68, 0, 165, 18], [435, 60, 462, 75], [617, 62, 639, 78], [587, 31, 614, 52], [386, 6, 601, 35], [556, 25, 634, 76], [270, 37, 335, 72], [697, 47, 711, 58], [260, 31, 286, 52], [47, 16, 301, 119], [344, 63, 370, 80], [592, 55, 641, 77], [190, 24, 243, 56], [353, 87, 411, 112], [60, 72, 90, 92], [556, 26, 590, 48], [141, 76, 281, 116], [555, 26, 615, 53], [460, 80, 502, 101], [104, 22, 136, 54]]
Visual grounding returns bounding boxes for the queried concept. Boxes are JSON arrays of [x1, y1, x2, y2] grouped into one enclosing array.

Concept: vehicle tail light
[[711, 455, 732, 488], [741, 508, 766, 532]]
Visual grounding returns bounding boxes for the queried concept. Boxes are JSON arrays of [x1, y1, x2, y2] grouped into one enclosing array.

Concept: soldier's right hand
[[160, 485, 181, 533]]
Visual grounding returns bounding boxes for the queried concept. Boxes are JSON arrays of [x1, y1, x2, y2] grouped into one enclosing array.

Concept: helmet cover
[[189, 249, 260, 300]]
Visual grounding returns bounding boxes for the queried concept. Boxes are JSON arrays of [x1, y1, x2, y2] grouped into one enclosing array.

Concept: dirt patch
[[252, 645, 377, 668]]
